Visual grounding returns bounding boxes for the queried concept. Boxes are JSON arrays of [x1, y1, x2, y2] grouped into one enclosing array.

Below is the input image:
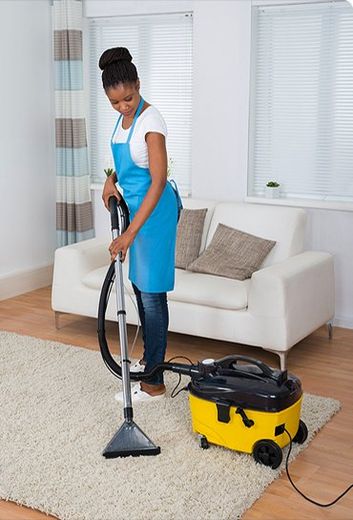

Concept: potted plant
[[265, 181, 280, 199], [104, 167, 115, 178]]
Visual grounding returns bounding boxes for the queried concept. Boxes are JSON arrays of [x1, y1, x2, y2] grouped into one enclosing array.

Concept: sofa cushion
[[169, 268, 250, 310], [175, 208, 208, 269], [82, 262, 134, 294], [187, 223, 276, 281], [82, 262, 249, 311]]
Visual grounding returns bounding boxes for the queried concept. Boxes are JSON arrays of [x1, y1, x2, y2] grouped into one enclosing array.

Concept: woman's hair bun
[[99, 47, 133, 71]]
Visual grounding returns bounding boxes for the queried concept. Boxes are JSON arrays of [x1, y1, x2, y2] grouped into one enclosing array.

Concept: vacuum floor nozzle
[[103, 420, 161, 458]]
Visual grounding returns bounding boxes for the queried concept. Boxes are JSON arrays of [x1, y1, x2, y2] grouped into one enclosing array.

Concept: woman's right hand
[[102, 174, 121, 210]]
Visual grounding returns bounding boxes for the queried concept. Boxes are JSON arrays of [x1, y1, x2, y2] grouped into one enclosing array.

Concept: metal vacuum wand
[[101, 195, 161, 458], [109, 196, 133, 421]]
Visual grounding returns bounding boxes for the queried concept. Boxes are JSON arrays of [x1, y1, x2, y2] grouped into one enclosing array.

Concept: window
[[88, 12, 193, 194], [248, 1, 353, 202]]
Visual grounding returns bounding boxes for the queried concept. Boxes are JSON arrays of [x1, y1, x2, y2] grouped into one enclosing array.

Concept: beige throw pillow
[[186, 223, 276, 280], [175, 208, 208, 269]]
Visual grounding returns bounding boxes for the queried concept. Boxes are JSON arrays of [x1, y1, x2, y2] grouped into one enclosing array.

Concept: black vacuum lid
[[188, 364, 302, 413]]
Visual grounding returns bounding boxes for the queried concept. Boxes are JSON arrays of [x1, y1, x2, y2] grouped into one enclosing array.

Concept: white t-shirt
[[112, 105, 168, 168]]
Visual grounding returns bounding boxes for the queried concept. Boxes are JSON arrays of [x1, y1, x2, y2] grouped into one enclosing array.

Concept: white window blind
[[88, 12, 193, 193], [248, 1, 353, 201]]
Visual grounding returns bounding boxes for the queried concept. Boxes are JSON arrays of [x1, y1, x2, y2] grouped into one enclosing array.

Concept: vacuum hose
[[97, 195, 200, 382]]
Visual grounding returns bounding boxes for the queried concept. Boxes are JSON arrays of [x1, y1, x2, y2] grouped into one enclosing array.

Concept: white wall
[[0, 0, 56, 299], [86, 0, 353, 328]]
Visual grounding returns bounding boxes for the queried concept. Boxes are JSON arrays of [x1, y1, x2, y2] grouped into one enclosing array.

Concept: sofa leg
[[327, 320, 334, 340], [277, 351, 287, 371], [55, 311, 65, 330], [264, 349, 288, 371]]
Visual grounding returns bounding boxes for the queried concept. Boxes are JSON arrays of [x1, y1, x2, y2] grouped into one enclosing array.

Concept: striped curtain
[[53, 0, 95, 247]]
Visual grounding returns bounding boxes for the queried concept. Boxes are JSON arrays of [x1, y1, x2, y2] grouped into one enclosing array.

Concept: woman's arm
[[109, 132, 168, 262]]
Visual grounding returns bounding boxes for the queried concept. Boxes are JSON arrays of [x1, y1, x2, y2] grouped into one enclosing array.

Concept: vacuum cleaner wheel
[[292, 420, 308, 445], [253, 439, 283, 469], [198, 434, 209, 450]]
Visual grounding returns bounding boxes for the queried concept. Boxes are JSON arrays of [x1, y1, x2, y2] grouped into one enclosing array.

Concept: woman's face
[[106, 81, 140, 118]]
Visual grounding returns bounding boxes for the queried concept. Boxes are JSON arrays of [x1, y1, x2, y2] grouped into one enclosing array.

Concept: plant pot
[[265, 186, 280, 199]]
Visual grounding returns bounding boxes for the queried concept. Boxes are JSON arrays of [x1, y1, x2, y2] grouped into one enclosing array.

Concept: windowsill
[[245, 196, 353, 212], [90, 183, 104, 191]]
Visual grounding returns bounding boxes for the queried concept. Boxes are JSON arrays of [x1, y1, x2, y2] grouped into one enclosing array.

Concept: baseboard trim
[[0, 264, 53, 301], [333, 315, 353, 330]]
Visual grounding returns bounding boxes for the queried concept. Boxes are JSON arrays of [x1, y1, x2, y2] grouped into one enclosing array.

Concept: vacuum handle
[[109, 196, 119, 231], [217, 355, 275, 379], [109, 194, 130, 235], [232, 355, 274, 378]]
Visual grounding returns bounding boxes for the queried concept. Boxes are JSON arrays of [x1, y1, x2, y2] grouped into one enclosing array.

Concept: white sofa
[[51, 199, 335, 369]]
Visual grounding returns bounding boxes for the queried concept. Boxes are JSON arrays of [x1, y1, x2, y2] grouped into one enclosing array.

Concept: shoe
[[130, 359, 146, 373], [114, 383, 166, 403]]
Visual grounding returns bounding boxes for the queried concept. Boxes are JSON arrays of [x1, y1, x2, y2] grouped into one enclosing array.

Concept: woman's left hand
[[109, 231, 135, 262]]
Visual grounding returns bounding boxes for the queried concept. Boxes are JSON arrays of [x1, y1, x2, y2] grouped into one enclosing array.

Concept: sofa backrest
[[204, 202, 307, 267]]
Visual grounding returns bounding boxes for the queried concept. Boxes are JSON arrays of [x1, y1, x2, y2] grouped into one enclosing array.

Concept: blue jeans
[[132, 283, 169, 385]]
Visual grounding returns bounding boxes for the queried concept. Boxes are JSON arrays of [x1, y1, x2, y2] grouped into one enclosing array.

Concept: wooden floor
[[0, 286, 352, 520]]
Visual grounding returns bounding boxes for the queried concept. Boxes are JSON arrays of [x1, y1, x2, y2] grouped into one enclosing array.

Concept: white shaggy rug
[[0, 331, 340, 520]]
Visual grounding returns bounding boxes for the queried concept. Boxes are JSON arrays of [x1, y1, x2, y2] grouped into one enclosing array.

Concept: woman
[[100, 47, 179, 402]]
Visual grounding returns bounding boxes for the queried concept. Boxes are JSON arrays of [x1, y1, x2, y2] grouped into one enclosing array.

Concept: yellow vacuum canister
[[188, 355, 308, 469]]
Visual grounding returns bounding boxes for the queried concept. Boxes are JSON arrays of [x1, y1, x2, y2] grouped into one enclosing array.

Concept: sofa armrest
[[248, 251, 335, 327], [52, 237, 110, 289]]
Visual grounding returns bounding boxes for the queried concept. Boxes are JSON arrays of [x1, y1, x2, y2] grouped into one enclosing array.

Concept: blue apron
[[110, 96, 179, 293]]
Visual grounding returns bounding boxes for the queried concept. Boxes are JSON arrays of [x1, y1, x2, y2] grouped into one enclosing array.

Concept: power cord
[[167, 356, 193, 398], [284, 428, 353, 507], [105, 283, 353, 503], [108, 275, 352, 508]]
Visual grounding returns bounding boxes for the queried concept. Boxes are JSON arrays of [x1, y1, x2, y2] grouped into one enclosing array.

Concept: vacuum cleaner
[[96, 194, 308, 467]]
